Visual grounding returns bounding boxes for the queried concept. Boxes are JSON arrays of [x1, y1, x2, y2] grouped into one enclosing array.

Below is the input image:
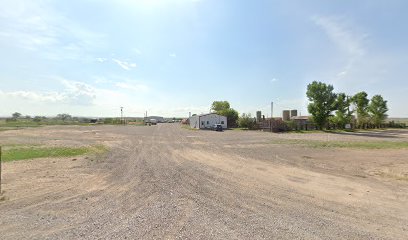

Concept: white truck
[[149, 119, 157, 125]]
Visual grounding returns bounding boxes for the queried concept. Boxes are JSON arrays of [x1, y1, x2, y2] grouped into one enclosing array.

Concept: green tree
[[12, 112, 22, 119], [211, 101, 238, 127], [218, 108, 239, 128], [211, 101, 230, 112], [56, 113, 72, 122], [238, 113, 256, 129], [368, 95, 388, 128], [352, 91, 369, 128], [332, 93, 353, 129], [306, 81, 337, 129]]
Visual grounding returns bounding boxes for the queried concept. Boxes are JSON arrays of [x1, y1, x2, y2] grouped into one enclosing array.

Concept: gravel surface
[[0, 124, 407, 239]]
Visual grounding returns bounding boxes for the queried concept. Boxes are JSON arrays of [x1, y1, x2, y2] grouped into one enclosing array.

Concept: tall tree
[[211, 101, 238, 128], [352, 91, 369, 128], [368, 95, 388, 128], [306, 81, 337, 129], [333, 93, 353, 129], [211, 101, 230, 112]]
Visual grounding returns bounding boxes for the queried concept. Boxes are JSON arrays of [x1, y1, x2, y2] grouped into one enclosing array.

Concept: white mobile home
[[189, 113, 227, 129]]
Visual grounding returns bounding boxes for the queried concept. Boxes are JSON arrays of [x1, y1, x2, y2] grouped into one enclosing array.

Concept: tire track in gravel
[[1, 125, 407, 239]]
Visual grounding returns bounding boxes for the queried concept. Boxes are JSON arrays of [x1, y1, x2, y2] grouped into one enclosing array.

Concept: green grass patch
[[1, 145, 107, 162], [288, 129, 359, 134], [0, 119, 91, 129], [271, 139, 408, 149]]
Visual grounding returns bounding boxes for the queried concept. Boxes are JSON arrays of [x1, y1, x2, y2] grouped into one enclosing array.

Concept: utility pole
[[271, 101, 274, 119], [120, 107, 123, 125]]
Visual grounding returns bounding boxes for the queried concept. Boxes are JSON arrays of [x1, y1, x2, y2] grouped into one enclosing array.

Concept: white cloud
[[115, 82, 149, 92], [270, 78, 278, 83], [112, 58, 137, 70], [60, 79, 97, 105], [96, 57, 107, 63], [312, 16, 368, 80], [0, 90, 65, 102], [133, 48, 142, 55], [312, 16, 365, 58], [169, 53, 177, 58], [0, 1, 104, 60], [0, 78, 97, 105]]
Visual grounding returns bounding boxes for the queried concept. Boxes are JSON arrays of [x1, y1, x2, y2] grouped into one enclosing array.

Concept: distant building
[[189, 113, 227, 129], [290, 116, 315, 130], [144, 116, 164, 124]]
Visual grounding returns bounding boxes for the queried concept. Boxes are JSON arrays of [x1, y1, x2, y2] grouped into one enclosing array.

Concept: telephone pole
[[120, 107, 123, 125], [271, 101, 274, 119]]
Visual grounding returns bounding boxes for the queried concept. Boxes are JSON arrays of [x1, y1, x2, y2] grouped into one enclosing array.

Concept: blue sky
[[1, 0, 407, 118]]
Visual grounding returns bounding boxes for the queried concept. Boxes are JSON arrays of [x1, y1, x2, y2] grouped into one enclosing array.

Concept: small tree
[[352, 92, 370, 128], [56, 113, 72, 122], [238, 113, 256, 129], [306, 81, 337, 129], [33, 116, 43, 122], [368, 95, 388, 128], [12, 112, 22, 119]]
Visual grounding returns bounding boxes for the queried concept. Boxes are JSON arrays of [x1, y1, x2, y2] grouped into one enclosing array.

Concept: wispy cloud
[[115, 82, 149, 92], [312, 16, 366, 57], [312, 15, 368, 81], [0, 79, 96, 105], [96, 57, 107, 63], [0, 1, 104, 60], [169, 53, 177, 58], [112, 58, 137, 70], [270, 78, 278, 83], [0, 90, 65, 103], [133, 48, 142, 55]]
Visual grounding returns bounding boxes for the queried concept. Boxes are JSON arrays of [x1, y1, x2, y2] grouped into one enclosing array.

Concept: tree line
[[307, 81, 388, 130]]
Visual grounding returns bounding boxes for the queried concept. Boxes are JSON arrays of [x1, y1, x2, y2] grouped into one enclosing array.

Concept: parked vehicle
[[212, 124, 223, 131]]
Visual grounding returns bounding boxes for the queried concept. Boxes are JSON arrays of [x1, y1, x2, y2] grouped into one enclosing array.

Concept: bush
[[238, 113, 256, 129], [387, 121, 406, 128]]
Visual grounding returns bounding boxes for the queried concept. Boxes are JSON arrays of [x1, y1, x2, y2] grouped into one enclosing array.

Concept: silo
[[290, 110, 298, 118], [282, 110, 290, 121], [256, 111, 262, 122]]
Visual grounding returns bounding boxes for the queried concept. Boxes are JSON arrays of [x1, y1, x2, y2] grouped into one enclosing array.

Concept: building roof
[[191, 113, 225, 117]]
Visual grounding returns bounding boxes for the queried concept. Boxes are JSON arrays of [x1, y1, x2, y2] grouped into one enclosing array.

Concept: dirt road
[[0, 124, 407, 239]]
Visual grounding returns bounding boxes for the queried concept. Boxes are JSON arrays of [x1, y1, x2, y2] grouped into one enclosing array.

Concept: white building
[[189, 113, 227, 129]]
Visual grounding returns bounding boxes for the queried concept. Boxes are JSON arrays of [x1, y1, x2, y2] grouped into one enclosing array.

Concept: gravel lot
[[0, 124, 407, 239]]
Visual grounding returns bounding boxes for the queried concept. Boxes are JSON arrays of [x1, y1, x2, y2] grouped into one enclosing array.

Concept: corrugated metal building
[[189, 113, 227, 129]]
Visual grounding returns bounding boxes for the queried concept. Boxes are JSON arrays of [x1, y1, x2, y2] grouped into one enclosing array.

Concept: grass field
[[272, 139, 408, 149], [388, 118, 408, 124], [0, 145, 107, 162]]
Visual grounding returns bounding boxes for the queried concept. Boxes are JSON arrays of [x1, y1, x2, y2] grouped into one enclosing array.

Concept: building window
[[207, 121, 209, 124], [221, 121, 224, 124], [201, 121, 204, 125]]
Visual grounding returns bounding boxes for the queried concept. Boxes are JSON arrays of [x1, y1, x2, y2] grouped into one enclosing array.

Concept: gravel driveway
[[0, 124, 407, 239]]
